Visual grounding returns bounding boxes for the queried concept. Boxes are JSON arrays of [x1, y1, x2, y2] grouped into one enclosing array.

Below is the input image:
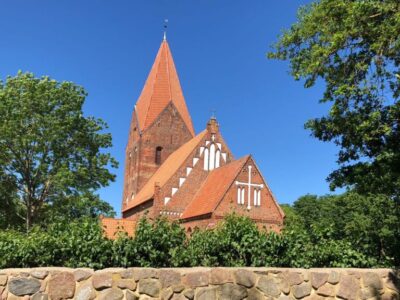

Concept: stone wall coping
[[1, 267, 397, 275]]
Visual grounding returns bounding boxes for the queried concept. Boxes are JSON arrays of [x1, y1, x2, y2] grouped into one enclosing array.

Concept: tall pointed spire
[[133, 39, 195, 136]]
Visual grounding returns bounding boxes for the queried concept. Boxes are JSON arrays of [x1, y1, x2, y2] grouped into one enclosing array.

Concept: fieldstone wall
[[0, 267, 398, 300]]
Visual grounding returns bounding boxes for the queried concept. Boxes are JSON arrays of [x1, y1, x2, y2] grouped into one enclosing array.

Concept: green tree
[[268, 0, 400, 198], [0, 72, 117, 230], [0, 169, 24, 228], [288, 192, 400, 266]]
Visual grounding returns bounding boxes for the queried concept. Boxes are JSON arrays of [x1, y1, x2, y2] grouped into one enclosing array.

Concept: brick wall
[[122, 103, 193, 212], [0, 267, 398, 300]]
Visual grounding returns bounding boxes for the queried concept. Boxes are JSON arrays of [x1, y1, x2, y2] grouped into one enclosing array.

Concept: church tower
[[122, 37, 195, 211]]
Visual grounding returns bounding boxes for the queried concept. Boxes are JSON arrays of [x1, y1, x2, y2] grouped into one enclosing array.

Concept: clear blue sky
[[1, 1, 341, 215]]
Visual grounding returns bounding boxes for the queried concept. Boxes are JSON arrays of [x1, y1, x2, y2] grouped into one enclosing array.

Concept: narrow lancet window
[[215, 150, 221, 168], [204, 148, 209, 170], [209, 144, 216, 170], [155, 146, 163, 165]]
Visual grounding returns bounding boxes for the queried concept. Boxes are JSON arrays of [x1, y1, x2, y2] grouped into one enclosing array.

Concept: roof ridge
[[165, 41, 173, 102], [142, 42, 165, 128]]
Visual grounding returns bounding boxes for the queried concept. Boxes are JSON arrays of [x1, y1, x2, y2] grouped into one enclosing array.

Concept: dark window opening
[[155, 146, 163, 165]]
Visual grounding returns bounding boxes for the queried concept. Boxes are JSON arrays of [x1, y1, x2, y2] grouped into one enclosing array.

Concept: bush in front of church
[[0, 212, 392, 269]]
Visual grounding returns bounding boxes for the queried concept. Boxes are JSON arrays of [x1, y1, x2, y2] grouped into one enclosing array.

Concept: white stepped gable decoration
[[186, 167, 192, 176], [164, 138, 226, 204], [164, 154, 199, 206], [235, 165, 264, 210], [221, 153, 227, 162]]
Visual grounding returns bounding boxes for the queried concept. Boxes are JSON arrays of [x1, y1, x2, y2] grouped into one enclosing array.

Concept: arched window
[[209, 144, 216, 170], [215, 150, 221, 168], [237, 187, 245, 205], [155, 146, 163, 165], [204, 148, 209, 170]]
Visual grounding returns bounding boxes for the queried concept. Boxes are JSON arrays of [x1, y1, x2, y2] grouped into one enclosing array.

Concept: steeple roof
[[134, 39, 195, 136]]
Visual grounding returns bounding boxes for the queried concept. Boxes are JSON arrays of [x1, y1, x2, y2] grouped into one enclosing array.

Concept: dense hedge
[[0, 214, 393, 269]]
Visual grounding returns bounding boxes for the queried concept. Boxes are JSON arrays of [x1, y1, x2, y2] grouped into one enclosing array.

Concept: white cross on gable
[[235, 165, 263, 209]]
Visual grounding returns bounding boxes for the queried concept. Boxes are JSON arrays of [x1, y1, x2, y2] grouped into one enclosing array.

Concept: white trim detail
[[217, 143, 222, 150], [164, 197, 171, 205], [205, 140, 210, 146], [235, 165, 264, 209], [200, 147, 205, 156], [172, 187, 178, 196], [204, 148, 209, 171], [209, 144, 216, 170], [221, 153, 227, 162], [215, 150, 221, 168], [193, 157, 199, 166], [186, 167, 192, 176], [179, 177, 186, 187]]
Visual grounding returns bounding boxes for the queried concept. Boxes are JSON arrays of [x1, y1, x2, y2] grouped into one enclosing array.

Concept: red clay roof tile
[[134, 40, 195, 136], [123, 130, 207, 212], [181, 155, 250, 219]]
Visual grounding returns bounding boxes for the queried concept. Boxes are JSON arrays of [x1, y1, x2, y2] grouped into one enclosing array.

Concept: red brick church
[[102, 36, 284, 238]]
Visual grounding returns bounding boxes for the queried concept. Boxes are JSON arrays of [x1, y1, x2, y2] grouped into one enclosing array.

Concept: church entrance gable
[[213, 156, 284, 228]]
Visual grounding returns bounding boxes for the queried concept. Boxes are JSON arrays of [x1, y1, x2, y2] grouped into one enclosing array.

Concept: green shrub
[[0, 214, 393, 269]]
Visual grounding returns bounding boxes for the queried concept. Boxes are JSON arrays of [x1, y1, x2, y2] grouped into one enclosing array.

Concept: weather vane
[[163, 19, 168, 41]]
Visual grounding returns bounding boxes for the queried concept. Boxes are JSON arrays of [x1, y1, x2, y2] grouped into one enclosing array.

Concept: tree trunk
[[26, 200, 32, 232]]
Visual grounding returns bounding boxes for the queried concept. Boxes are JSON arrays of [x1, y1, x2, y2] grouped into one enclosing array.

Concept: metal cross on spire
[[163, 19, 168, 41]]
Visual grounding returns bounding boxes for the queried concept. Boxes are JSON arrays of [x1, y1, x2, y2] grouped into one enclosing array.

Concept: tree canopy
[[268, 0, 400, 198], [284, 192, 400, 266], [0, 72, 117, 230]]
